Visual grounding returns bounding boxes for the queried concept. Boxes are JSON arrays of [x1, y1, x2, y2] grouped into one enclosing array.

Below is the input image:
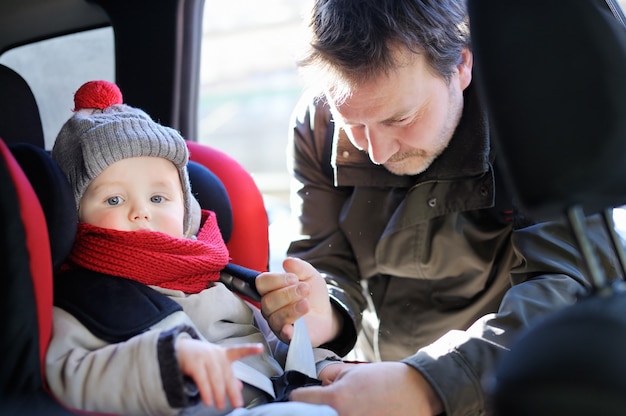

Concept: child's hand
[[176, 338, 264, 410]]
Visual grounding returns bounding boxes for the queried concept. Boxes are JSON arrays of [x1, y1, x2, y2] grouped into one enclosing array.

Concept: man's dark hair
[[299, 0, 470, 99]]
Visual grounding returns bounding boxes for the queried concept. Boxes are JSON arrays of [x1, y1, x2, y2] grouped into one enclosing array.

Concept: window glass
[[0, 27, 115, 150], [199, 1, 312, 269], [198, 2, 310, 193]]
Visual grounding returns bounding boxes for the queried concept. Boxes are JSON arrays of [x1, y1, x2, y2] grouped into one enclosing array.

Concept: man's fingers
[[262, 282, 309, 311], [290, 385, 336, 406], [256, 271, 299, 295], [282, 257, 317, 280], [260, 282, 310, 321], [265, 298, 311, 335], [280, 323, 295, 341], [225, 343, 264, 362]]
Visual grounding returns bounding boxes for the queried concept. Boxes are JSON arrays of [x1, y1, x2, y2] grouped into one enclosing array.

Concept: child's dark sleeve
[[157, 325, 203, 408]]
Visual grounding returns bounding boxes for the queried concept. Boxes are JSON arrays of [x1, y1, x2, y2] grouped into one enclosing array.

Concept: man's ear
[[458, 47, 473, 91]]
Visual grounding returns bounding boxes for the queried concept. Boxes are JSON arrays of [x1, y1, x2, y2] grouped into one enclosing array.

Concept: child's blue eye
[[151, 195, 164, 203], [106, 196, 121, 206]]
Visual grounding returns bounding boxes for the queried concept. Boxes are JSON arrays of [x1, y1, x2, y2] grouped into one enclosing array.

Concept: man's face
[[328, 47, 473, 176], [79, 156, 186, 238]]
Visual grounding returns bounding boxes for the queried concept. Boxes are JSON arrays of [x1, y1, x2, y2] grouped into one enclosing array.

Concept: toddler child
[[45, 80, 339, 416]]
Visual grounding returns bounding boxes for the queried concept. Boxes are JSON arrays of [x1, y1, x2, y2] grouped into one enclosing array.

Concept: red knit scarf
[[65, 210, 230, 294]]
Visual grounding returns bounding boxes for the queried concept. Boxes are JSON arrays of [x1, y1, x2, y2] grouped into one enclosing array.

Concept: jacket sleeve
[[401, 215, 617, 416], [46, 307, 199, 416], [286, 92, 365, 356]]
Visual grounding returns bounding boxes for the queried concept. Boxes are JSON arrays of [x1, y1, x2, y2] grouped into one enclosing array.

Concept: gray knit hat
[[51, 80, 193, 236]]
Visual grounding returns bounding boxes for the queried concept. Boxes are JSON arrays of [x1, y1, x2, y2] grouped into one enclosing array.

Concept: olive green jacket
[[286, 87, 617, 416]]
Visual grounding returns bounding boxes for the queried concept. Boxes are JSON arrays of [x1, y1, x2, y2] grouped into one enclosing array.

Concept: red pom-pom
[[73, 80, 123, 111]]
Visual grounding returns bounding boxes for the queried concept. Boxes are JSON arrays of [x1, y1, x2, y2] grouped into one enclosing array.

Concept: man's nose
[[366, 127, 399, 165]]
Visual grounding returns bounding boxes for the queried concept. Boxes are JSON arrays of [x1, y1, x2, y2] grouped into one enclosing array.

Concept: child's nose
[[130, 203, 150, 221]]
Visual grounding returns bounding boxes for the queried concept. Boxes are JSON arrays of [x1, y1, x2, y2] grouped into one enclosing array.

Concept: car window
[[198, 1, 310, 195], [198, 0, 312, 269], [0, 27, 115, 150]]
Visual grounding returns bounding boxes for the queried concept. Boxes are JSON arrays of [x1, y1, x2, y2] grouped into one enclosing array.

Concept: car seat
[[0, 64, 45, 148], [0, 69, 270, 414], [187, 140, 269, 272], [468, 0, 626, 414], [1, 139, 270, 414], [0, 140, 75, 414]]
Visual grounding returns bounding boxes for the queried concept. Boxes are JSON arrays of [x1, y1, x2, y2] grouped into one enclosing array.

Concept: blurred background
[[1, 0, 624, 271], [199, 0, 310, 193], [198, 0, 312, 270]]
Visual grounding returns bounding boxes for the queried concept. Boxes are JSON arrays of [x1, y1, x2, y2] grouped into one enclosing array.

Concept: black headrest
[[186, 160, 233, 243], [0, 65, 45, 148], [9, 143, 76, 272], [469, 0, 626, 220], [490, 290, 626, 416]]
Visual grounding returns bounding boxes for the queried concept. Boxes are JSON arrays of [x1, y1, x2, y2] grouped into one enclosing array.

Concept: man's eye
[[106, 196, 121, 206], [151, 195, 164, 203], [386, 117, 409, 126]]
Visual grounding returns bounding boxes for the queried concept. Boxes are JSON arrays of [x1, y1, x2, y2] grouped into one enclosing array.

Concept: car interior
[[2, 0, 626, 414], [469, 0, 626, 414], [1, 0, 269, 413]]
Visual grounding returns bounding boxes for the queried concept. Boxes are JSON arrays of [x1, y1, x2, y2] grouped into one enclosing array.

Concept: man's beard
[[382, 86, 464, 176], [382, 148, 439, 175]]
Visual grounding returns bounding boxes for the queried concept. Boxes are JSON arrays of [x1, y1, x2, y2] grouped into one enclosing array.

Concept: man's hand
[[291, 362, 444, 416], [176, 338, 263, 410], [317, 362, 358, 385], [256, 257, 341, 346]]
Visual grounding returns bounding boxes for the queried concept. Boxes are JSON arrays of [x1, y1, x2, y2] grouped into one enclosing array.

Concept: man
[[256, 0, 616, 414]]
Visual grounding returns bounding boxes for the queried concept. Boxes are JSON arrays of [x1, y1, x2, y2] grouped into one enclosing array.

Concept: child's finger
[[225, 343, 265, 362], [208, 367, 228, 410], [193, 370, 215, 409], [226, 378, 244, 408]]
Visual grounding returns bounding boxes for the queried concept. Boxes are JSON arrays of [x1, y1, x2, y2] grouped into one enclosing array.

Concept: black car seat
[[468, 0, 626, 414], [0, 140, 75, 414], [0, 67, 270, 413], [187, 140, 269, 272], [0, 64, 45, 148], [0, 64, 74, 414], [1, 138, 269, 414]]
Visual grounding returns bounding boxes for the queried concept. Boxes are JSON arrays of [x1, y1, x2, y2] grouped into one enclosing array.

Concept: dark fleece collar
[[54, 269, 182, 343]]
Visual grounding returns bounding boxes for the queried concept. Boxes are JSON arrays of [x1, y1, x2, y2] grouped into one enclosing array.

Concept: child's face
[[79, 156, 186, 238]]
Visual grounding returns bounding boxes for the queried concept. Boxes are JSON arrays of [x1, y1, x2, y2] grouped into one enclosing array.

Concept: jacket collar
[[332, 83, 491, 188]]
